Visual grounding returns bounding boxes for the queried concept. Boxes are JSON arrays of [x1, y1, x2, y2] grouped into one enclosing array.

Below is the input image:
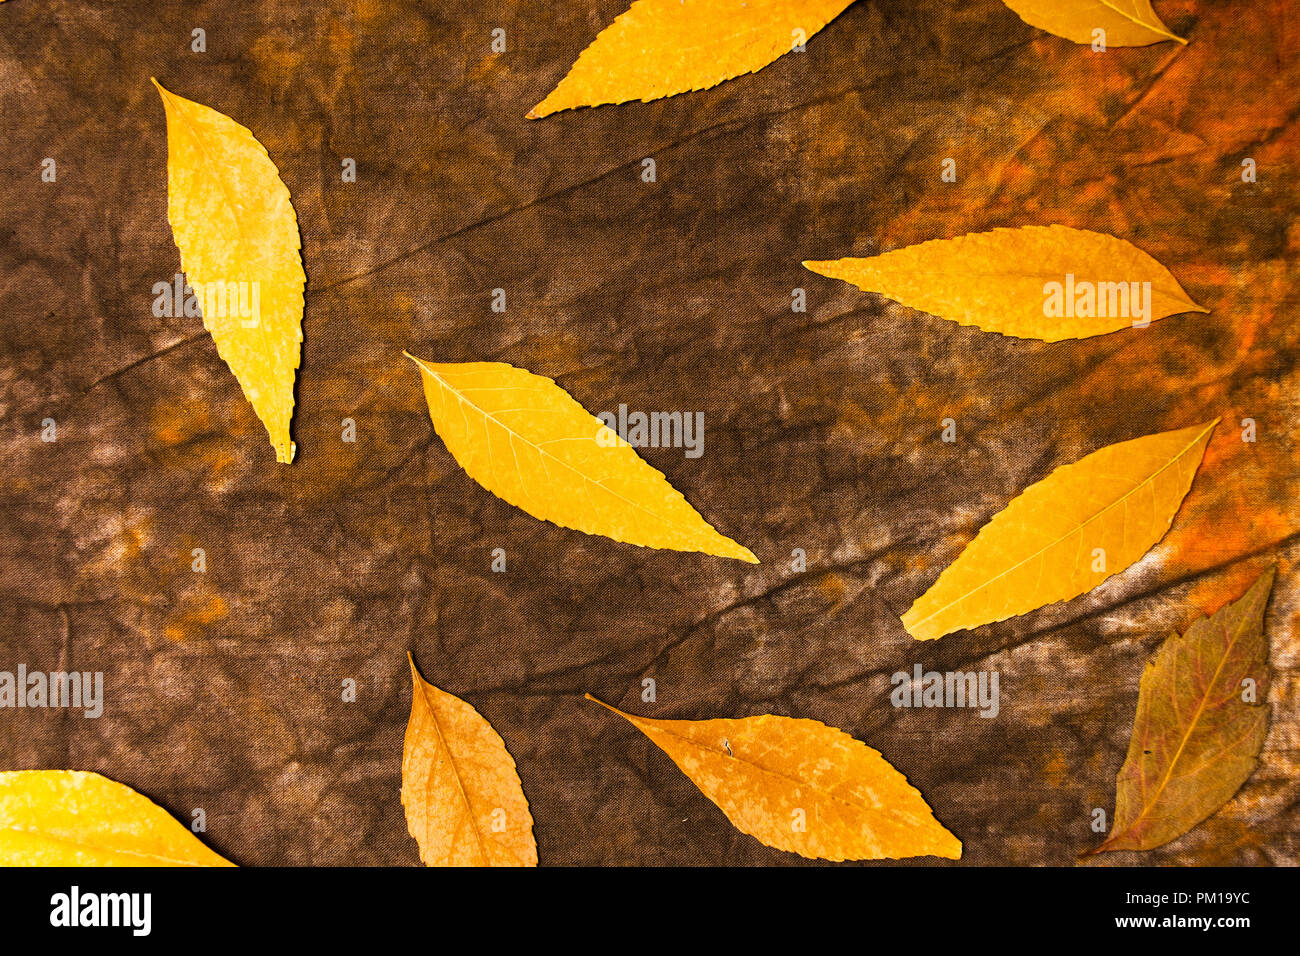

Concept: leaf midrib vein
[[1097, 0, 1185, 43], [1, 825, 215, 866], [412, 674, 492, 866], [647, 720, 922, 826], [909, 423, 1212, 631]]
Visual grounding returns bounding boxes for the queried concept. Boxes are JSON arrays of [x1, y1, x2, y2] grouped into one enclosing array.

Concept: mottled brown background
[[0, 0, 1296, 866]]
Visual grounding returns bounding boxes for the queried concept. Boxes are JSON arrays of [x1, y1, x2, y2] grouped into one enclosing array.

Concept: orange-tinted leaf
[[401, 654, 537, 866], [587, 695, 961, 861]]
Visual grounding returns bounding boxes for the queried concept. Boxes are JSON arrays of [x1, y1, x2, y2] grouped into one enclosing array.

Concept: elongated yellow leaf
[[1000, 0, 1187, 47], [0, 770, 234, 866], [587, 696, 961, 861], [153, 78, 305, 464], [529, 0, 855, 118], [402, 654, 537, 866], [804, 225, 1207, 342], [903, 420, 1218, 641], [405, 353, 756, 562], [1091, 568, 1274, 855]]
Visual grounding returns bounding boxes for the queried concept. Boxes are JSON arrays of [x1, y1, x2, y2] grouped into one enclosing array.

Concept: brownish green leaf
[[1091, 567, 1275, 855]]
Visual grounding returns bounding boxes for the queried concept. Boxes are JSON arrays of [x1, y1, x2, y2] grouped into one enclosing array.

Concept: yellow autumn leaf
[[903, 420, 1218, 641], [153, 78, 305, 464], [804, 225, 1207, 341], [0, 770, 234, 866], [587, 696, 961, 861], [1000, 0, 1187, 47], [405, 353, 757, 562], [529, 0, 855, 118], [402, 654, 537, 866]]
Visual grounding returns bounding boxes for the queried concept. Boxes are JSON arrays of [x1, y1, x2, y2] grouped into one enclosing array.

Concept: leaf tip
[[407, 651, 431, 688], [900, 607, 941, 642], [710, 535, 759, 563], [1081, 838, 1116, 858], [150, 76, 174, 103], [406, 652, 429, 695], [527, 93, 561, 119], [1246, 564, 1278, 601]]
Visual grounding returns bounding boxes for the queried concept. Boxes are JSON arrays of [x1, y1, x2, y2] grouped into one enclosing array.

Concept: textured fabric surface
[[0, 0, 1296, 866]]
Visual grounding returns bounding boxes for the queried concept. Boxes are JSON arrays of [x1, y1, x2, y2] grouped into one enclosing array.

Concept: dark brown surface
[[0, 0, 1297, 865]]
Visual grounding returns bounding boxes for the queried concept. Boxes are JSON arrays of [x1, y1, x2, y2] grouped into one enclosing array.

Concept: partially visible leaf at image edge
[[0, 770, 234, 866], [1000, 0, 1188, 47], [1089, 567, 1275, 855], [402, 653, 537, 866], [529, 0, 856, 118]]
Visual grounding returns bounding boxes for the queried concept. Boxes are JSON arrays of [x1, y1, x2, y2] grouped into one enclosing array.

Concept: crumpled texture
[[0, 0, 1296, 866]]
